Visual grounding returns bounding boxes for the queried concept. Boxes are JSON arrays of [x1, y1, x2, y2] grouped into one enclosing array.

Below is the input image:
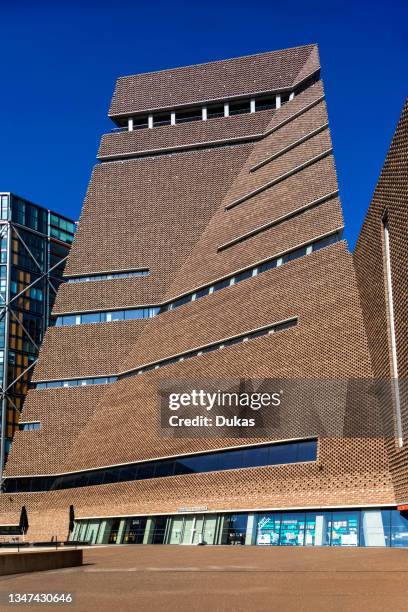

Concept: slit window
[[132, 116, 149, 129], [256, 96, 276, 111], [207, 104, 225, 119], [229, 99, 251, 115], [154, 113, 171, 127], [176, 108, 202, 124]]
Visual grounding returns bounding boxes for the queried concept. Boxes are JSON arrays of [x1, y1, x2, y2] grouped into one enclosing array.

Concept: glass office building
[[0, 193, 75, 469]]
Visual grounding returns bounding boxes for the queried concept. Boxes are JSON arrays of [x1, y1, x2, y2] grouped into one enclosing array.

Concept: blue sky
[[1, 0, 406, 249]]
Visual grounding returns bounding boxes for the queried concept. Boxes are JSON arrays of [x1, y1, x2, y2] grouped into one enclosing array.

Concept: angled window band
[[225, 148, 333, 211], [250, 123, 329, 173]]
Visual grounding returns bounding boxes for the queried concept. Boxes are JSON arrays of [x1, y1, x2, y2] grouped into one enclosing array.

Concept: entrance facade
[[167, 514, 217, 545], [71, 508, 408, 548]]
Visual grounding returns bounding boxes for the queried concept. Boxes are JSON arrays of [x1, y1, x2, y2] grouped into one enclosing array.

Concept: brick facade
[[0, 46, 406, 542]]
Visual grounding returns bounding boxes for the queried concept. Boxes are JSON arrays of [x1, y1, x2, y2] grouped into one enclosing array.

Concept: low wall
[[0, 549, 83, 575]]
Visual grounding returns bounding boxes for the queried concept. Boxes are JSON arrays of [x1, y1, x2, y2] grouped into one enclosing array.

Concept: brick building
[[0, 45, 407, 547]]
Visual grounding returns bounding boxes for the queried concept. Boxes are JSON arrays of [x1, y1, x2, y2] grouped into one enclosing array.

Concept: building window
[[154, 113, 171, 127], [3, 439, 317, 493], [35, 376, 117, 389], [175, 108, 202, 124], [67, 270, 149, 283], [132, 116, 149, 130], [127, 317, 297, 377], [256, 95, 276, 111], [229, 99, 251, 116], [19, 422, 40, 431], [207, 104, 225, 119]]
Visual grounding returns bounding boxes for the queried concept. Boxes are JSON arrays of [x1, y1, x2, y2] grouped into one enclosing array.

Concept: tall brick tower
[[0, 46, 406, 548]]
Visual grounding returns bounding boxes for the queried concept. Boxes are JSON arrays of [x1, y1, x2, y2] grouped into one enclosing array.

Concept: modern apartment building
[[0, 45, 407, 548], [0, 193, 75, 472]]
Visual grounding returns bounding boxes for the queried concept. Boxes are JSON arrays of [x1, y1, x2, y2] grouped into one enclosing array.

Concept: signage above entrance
[[177, 506, 208, 513]]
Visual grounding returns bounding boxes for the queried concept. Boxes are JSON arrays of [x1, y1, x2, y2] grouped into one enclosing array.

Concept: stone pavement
[[0, 545, 407, 611]]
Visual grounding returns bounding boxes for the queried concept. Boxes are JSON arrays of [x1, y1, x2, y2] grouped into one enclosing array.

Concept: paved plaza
[[0, 545, 408, 611]]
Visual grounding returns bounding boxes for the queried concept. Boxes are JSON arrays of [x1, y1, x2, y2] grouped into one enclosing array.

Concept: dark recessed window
[[229, 99, 251, 115], [172, 295, 192, 309], [258, 260, 277, 274], [313, 234, 338, 251], [132, 115, 149, 129], [196, 287, 210, 299], [3, 439, 316, 492], [281, 93, 290, 104], [176, 108, 202, 123], [274, 319, 297, 332], [213, 278, 230, 292], [207, 104, 225, 119], [154, 113, 171, 127], [284, 247, 307, 264], [256, 96, 276, 111], [234, 269, 254, 283]]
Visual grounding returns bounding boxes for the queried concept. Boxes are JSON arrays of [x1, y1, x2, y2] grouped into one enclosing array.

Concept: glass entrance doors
[[167, 514, 217, 544]]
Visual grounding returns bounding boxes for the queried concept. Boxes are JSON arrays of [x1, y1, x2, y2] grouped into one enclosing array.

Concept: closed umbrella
[[68, 505, 75, 541], [19, 506, 29, 541]]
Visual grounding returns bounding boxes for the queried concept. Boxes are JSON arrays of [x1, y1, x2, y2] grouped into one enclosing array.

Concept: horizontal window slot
[[225, 148, 333, 211], [67, 270, 149, 283], [35, 376, 117, 389], [3, 438, 317, 492], [18, 422, 41, 431], [120, 317, 298, 378], [218, 191, 339, 252], [250, 123, 329, 173], [55, 307, 159, 326], [55, 231, 340, 326]]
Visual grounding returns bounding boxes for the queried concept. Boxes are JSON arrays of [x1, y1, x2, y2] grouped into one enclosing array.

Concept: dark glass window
[[154, 461, 175, 477], [133, 115, 149, 129], [242, 446, 270, 468], [229, 99, 251, 115], [234, 269, 254, 283], [172, 295, 192, 309], [207, 104, 224, 119], [87, 471, 105, 486], [137, 463, 155, 479], [124, 310, 143, 320], [3, 440, 316, 492], [296, 439, 318, 462], [258, 259, 277, 274], [224, 336, 242, 347], [250, 328, 269, 339], [107, 311, 124, 322], [275, 320, 297, 332], [176, 108, 202, 123], [281, 92, 290, 104], [313, 234, 338, 251], [256, 96, 276, 111], [267, 442, 296, 464], [213, 279, 230, 292], [154, 113, 171, 127], [196, 287, 210, 299], [283, 247, 307, 263], [103, 469, 121, 484], [174, 457, 197, 475]]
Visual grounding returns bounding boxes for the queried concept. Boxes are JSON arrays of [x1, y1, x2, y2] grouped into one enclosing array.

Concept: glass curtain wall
[[0, 193, 75, 463]]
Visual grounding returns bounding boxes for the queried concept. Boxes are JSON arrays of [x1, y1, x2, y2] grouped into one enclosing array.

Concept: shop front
[[71, 508, 408, 548]]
